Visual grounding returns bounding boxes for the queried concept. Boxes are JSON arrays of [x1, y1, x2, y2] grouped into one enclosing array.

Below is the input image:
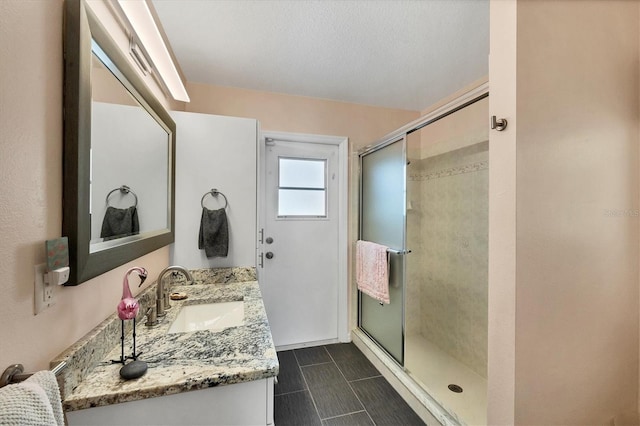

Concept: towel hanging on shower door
[[356, 240, 390, 304]]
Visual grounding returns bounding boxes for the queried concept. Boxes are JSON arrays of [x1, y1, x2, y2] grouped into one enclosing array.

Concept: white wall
[[171, 111, 257, 269]]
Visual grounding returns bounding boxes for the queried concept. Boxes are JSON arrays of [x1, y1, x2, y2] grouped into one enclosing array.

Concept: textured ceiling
[[152, 0, 488, 112]]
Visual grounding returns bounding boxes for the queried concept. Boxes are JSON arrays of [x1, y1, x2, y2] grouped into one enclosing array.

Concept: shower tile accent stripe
[[408, 160, 488, 181]]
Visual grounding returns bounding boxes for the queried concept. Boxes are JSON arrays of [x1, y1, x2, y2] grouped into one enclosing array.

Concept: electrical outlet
[[34, 263, 55, 315]]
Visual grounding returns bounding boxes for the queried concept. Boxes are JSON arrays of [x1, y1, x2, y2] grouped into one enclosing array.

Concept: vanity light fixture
[[129, 38, 151, 76], [116, 0, 190, 102]]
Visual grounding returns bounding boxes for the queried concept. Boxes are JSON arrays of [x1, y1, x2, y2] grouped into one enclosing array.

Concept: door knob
[[266, 237, 274, 244], [265, 252, 274, 259]]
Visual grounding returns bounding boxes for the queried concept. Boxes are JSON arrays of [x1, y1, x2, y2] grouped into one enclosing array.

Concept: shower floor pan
[[405, 333, 487, 425]]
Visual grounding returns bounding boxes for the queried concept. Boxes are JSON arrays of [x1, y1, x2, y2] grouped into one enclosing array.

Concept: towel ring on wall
[[106, 185, 138, 208], [201, 188, 228, 209]]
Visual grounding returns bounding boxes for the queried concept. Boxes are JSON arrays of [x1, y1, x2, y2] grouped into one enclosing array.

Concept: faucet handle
[[164, 287, 172, 311], [156, 296, 167, 318], [145, 306, 158, 327]]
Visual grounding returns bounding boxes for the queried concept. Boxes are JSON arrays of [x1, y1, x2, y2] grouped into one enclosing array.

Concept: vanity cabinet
[[66, 377, 274, 425]]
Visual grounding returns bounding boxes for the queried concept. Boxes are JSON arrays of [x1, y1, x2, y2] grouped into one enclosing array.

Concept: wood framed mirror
[[63, 0, 175, 285]]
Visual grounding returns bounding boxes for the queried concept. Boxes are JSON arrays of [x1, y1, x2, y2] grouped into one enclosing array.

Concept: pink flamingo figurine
[[115, 267, 148, 370], [117, 266, 148, 320]]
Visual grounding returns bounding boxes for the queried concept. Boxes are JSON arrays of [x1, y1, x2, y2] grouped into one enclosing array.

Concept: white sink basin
[[167, 301, 244, 334]]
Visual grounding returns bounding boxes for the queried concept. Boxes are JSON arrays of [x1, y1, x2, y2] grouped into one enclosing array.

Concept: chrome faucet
[[155, 265, 194, 318]]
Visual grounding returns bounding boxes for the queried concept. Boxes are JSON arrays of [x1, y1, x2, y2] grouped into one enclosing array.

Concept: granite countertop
[[53, 268, 278, 411]]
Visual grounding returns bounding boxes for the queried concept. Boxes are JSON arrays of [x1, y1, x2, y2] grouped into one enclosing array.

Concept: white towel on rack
[[0, 371, 64, 426], [356, 240, 390, 304]]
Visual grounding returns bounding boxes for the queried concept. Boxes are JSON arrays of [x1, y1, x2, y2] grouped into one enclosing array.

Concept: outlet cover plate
[[34, 263, 55, 315]]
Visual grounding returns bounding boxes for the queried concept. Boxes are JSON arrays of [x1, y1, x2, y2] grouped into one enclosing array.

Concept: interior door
[[359, 137, 407, 364], [260, 139, 340, 348]]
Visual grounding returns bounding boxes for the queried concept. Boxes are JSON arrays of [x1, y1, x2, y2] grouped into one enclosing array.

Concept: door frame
[[258, 130, 350, 344]]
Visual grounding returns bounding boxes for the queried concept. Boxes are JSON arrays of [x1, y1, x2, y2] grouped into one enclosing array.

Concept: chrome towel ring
[[201, 188, 228, 209], [106, 185, 138, 208]]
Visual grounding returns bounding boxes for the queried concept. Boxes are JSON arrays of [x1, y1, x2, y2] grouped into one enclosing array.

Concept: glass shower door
[[359, 137, 406, 364]]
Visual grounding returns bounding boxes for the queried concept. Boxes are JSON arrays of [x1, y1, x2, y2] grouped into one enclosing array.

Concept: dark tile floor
[[275, 343, 425, 425]]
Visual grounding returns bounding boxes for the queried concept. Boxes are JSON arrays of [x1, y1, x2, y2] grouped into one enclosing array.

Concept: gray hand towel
[[198, 207, 229, 258], [100, 206, 140, 240]]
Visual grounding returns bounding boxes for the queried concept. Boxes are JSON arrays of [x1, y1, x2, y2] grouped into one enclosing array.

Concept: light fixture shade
[[117, 0, 190, 102]]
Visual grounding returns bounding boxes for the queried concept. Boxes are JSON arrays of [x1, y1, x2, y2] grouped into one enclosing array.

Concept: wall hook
[[491, 115, 508, 131]]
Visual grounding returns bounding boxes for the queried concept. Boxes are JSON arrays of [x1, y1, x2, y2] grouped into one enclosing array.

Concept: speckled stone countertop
[[52, 268, 278, 411]]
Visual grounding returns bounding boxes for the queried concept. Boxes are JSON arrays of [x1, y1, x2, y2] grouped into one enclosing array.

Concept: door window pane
[[278, 158, 326, 217], [279, 158, 325, 188], [278, 189, 326, 216]]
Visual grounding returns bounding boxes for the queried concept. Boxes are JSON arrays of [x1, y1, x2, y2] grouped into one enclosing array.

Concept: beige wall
[[92, 63, 138, 106], [419, 76, 488, 118], [490, 0, 640, 424], [184, 82, 419, 329], [185, 82, 418, 149], [515, 1, 639, 423], [0, 0, 171, 371]]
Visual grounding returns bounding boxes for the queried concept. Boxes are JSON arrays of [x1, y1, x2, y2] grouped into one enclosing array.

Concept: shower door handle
[[387, 248, 412, 255]]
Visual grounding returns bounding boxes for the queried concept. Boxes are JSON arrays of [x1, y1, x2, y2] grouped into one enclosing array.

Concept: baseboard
[[275, 338, 340, 352]]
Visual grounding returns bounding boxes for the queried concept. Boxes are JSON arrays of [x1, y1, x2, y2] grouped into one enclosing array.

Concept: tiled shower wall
[[406, 141, 489, 377]]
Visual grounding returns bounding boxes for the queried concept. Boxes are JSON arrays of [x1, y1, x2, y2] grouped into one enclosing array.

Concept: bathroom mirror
[[63, 0, 175, 285], [89, 49, 170, 247]]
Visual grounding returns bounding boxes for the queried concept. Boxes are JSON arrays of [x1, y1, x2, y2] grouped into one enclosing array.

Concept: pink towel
[[356, 240, 390, 304]]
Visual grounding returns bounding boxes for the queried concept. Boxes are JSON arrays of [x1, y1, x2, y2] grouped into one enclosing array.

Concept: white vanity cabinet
[[66, 377, 274, 426]]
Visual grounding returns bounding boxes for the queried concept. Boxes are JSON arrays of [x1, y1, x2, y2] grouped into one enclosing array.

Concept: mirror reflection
[[89, 43, 170, 251]]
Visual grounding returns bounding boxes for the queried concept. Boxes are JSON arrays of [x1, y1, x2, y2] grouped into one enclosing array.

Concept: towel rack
[[387, 248, 412, 255], [106, 185, 138, 208], [201, 188, 228, 209], [0, 361, 67, 388]]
